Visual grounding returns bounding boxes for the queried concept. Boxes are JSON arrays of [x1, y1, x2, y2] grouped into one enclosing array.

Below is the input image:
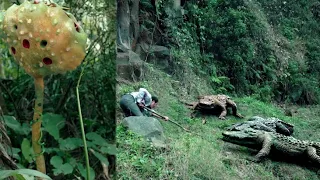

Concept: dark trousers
[[119, 94, 143, 117]]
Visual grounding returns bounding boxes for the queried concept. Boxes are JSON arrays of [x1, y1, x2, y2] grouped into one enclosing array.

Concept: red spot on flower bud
[[74, 23, 80, 32], [11, 47, 16, 54], [43, 58, 52, 65], [23, 39, 30, 49]]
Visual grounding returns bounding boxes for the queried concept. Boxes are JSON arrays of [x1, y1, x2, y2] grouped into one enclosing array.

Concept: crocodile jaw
[[222, 130, 262, 147]]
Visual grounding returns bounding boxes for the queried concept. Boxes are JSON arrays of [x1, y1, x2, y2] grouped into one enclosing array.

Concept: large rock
[[136, 43, 171, 66], [116, 50, 144, 81], [122, 116, 167, 148]]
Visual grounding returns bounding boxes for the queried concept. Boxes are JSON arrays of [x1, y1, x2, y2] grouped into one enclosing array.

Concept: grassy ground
[[116, 64, 320, 180]]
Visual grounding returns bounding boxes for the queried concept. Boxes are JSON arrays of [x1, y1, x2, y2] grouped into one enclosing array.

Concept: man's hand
[[163, 116, 169, 121], [138, 103, 145, 108]]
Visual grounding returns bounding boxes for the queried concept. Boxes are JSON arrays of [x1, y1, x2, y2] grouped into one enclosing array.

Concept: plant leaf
[[3, 116, 30, 135], [86, 132, 108, 146], [53, 162, 74, 176], [21, 138, 33, 163], [67, 157, 77, 167], [77, 163, 95, 180], [42, 113, 66, 140], [6, 147, 21, 161], [3, 115, 20, 130], [100, 144, 117, 155], [12, 174, 27, 180], [45, 147, 61, 154], [0, 169, 52, 179], [50, 156, 63, 168], [53, 169, 63, 176], [86, 141, 98, 149], [60, 163, 73, 175], [59, 138, 83, 151], [21, 123, 31, 135], [90, 149, 109, 166]]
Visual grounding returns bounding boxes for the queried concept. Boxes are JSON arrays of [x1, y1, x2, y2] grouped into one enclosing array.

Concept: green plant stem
[[76, 68, 90, 180], [32, 77, 46, 175]]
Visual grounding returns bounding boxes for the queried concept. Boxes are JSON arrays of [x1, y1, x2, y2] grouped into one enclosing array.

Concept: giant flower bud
[[2, 1, 87, 78]]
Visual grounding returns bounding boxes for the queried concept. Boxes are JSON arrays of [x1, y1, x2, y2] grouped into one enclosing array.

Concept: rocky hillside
[[117, 0, 320, 105]]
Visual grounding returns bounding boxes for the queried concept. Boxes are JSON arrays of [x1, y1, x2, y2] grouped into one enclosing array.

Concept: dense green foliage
[[3, 114, 116, 179], [143, 0, 320, 104]]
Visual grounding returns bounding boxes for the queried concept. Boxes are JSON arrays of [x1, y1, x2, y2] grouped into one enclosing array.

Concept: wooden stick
[[143, 107, 212, 140], [143, 107, 190, 132]]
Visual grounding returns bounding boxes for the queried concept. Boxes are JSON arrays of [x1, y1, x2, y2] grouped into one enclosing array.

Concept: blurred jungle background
[[0, 0, 116, 179], [116, 0, 320, 179]]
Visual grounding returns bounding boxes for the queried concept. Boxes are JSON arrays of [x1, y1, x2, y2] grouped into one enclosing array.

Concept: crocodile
[[222, 128, 320, 164], [227, 116, 294, 136], [184, 94, 244, 120]]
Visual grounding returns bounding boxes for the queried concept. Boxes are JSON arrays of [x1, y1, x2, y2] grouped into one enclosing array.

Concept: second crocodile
[[222, 128, 320, 165], [226, 116, 294, 136]]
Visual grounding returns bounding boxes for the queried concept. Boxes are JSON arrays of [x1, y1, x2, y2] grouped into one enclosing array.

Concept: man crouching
[[120, 88, 169, 121]]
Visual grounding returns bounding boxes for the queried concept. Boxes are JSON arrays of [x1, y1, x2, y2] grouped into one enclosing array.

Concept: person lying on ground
[[120, 88, 169, 121]]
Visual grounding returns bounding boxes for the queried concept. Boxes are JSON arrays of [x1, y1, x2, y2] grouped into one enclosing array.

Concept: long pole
[[143, 107, 191, 132]]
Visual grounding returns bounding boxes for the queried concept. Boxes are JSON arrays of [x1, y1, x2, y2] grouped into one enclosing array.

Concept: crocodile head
[[222, 128, 265, 147]]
